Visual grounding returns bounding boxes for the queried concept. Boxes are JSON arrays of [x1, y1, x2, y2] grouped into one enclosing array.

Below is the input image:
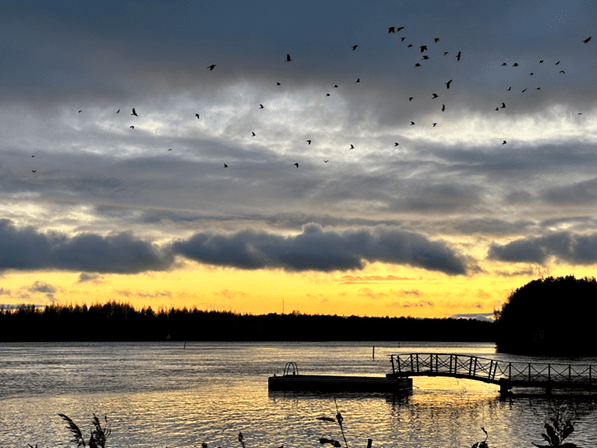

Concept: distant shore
[[0, 301, 495, 342]]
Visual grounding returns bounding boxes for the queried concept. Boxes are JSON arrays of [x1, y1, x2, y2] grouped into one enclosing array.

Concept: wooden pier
[[388, 353, 597, 394], [268, 362, 412, 393]]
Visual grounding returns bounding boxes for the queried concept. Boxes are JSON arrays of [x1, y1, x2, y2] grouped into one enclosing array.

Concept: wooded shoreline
[[0, 301, 495, 342]]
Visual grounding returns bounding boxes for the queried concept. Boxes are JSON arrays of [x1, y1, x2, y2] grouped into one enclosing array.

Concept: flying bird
[[441, 104, 446, 111], [521, 88, 527, 93], [334, 84, 338, 88], [434, 37, 439, 42], [583, 36, 592, 43], [432, 93, 438, 99], [432, 122, 437, 127], [502, 140, 507, 144], [116, 109, 120, 113], [396, 26, 404, 32], [388, 26, 395, 33], [501, 63, 507, 66], [559, 70, 565, 73], [539, 60, 544, 63], [422, 55, 430, 60], [407, 44, 413, 47], [324, 160, 329, 163], [325, 93, 330, 97], [259, 104, 264, 109], [131, 108, 138, 116], [409, 97, 414, 101], [555, 60, 560, 65], [285, 54, 292, 62], [168, 148, 172, 151], [350, 144, 354, 149], [78, 110, 82, 113], [130, 126, 134, 129], [414, 63, 421, 67], [195, 113, 200, 118], [352, 45, 358, 50], [251, 132, 256, 136], [507, 86, 511, 91], [401, 37, 406, 42], [208, 64, 216, 70], [512, 63, 518, 67], [456, 51, 461, 61], [294, 163, 299, 168], [31, 170, 36, 173], [355, 78, 360, 82], [446, 79, 452, 89], [277, 82, 281, 85], [410, 121, 415, 125], [306, 140, 311, 145], [420, 45, 427, 52], [224, 164, 228, 167], [501, 102, 506, 108]]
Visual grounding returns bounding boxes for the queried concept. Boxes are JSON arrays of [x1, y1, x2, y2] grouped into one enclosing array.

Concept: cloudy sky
[[1, 0, 596, 318]]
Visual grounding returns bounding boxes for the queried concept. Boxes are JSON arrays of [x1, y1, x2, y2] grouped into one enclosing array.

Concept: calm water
[[1, 341, 596, 447]]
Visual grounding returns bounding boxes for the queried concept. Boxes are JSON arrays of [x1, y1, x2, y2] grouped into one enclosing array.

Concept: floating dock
[[268, 362, 412, 393]]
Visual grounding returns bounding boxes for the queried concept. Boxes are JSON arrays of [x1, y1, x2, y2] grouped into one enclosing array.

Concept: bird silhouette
[[396, 26, 404, 32], [446, 79, 452, 89], [168, 148, 172, 151], [501, 102, 506, 108], [306, 140, 311, 145], [432, 93, 438, 99], [350, 144, 354, 149], [521, 88, 527, 93], [352, 45, 358, 50], [259, 104, 264, 109], [432, 122, 437, 127], [388, 26, 395, 33], [434, 37, 439, 42], [502, 140, 507, 144], [409, 97, 414, 101], [130, 126, 134, 129], [31, 170, 36, 173], [414, 63, 421, 67], [116, 109, 120, 113], [78, 110, 82, 113], [539, 60, 544, 63], [195, 113, 200, 118], [583, 36, 591, 43], [355, 78, 360, 82], [208, 64, 216, 70], [420, 45, 427, 52], [401, 37, 406, 42], [394, 142, 399, 146], [294, 163, 299, 168], [224, 163, 228, 168], [501, 63, 507, 66], [441, 104, 446, 111], [512, 63, 518, 67], [324, 160, 329, 163], [555, 60, 560, 65], [286, 54, 292, 62], [410, 121, 415, 125], [131, 108, 138, 116], [251, 132, 256, 136], [277, 82, 281, 85], [559, 70, 565, 74], [507, 87, 511, 91], [456, 51, 461, 61]]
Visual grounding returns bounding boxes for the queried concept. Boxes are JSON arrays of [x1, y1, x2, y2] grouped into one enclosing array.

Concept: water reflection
[[1, 342, 597, 447]]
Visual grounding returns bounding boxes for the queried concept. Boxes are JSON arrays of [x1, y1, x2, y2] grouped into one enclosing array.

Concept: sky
[[1, 0, 596, 319]]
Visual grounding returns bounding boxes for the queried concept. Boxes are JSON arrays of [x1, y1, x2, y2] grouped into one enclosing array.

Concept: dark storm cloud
[[488, 231, 597, 265], [0, 219, 171, 273], [171, 223, 470, 275]]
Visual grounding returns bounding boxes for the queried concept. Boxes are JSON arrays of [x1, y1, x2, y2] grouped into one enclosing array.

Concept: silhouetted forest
[[0, 301, 495, 342], [496, 275, 597, 355]]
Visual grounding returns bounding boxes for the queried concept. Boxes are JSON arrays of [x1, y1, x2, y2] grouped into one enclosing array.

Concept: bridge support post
[[498, 379, 512, 395]]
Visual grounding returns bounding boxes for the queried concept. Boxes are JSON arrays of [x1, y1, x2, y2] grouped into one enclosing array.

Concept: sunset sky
[[1, 1, 596, 319]]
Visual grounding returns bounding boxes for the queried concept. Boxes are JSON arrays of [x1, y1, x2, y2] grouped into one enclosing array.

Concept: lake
[[1, 341, 596, 447]]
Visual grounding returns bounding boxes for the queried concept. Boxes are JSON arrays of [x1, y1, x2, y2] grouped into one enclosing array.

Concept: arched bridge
[[388, 353, 597, 394]]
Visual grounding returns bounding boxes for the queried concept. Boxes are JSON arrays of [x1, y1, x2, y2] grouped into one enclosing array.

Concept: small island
[[495, 275, 597, 355]]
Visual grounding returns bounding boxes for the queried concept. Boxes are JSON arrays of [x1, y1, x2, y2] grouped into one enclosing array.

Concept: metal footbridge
[[388, 353, 597, 394]]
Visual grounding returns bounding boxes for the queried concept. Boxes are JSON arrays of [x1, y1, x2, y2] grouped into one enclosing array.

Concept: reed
[[58, 413, 111, 448]]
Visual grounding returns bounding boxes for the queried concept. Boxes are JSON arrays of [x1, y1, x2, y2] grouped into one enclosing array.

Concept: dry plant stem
[[334, 397, 348, 448]]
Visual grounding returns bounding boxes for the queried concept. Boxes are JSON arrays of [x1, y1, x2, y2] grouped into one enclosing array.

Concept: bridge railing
[[389, 353, 597, 386]]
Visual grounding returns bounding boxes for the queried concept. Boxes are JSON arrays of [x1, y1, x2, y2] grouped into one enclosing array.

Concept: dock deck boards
[[268, 374, 412, 393]]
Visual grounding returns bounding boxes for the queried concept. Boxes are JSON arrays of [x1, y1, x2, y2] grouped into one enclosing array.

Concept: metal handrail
[[389, 353, 597, 386]]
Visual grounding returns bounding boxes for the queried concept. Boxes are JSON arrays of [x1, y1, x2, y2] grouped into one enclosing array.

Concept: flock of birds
[[30, 28, 593, 173]]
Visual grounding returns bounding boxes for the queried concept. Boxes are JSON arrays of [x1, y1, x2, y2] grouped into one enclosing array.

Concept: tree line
[[0, 301, 495, 342]]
